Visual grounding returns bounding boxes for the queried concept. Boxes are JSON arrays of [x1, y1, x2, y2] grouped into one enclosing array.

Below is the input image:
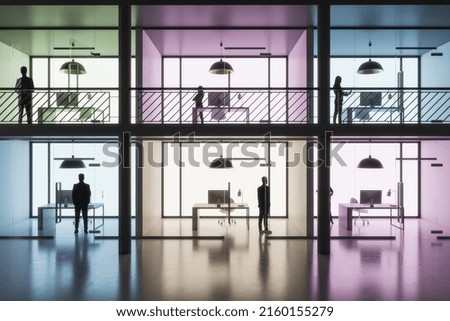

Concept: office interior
[[1, 3, 450, 301]]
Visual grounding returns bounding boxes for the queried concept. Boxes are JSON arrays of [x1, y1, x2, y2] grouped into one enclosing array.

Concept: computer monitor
[[360, 92, 382, 107], [208, 190, 230, 205], [56, 92, 78, 107], [208, 92, 230, 107], [56, 190, 73, 205], [360, 190, 382, 205]]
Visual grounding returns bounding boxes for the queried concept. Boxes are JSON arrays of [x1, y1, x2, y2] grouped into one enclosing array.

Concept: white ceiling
[[0, 5, 449, 57]]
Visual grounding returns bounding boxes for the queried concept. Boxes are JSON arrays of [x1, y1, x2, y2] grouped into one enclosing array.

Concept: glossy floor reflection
[[0, 217, 449, 300]]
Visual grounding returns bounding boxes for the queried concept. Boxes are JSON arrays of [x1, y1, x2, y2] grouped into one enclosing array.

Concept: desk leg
[[90, 207, 100, 234], [347, 208, 353, 230], [390, 207, 404, 230], [38, 208, 56, 236], [246, 208, 249, 230], [38, 207, 43, 231], [347, 108, 353, 124], [338, 204, 353, 230], [192, 208, 199, 231]]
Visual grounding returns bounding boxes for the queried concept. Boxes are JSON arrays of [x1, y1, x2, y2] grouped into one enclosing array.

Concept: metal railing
[[135, 87, 450, 125], [2, 87, 448, 125], [0, 88, 111, 124], [335, 88, 450, 124], [134, 88, 313, 124]]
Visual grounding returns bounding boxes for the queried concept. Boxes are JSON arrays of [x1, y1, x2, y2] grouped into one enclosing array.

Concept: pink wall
[[288, 30, 307, 88], [141, 30, 162, 122], [287, 30, 309, 123], [421, 141, 450, 228]]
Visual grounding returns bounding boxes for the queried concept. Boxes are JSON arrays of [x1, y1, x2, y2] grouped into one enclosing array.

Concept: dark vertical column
[[317, 132, 331, 255], [135, 140, 143, 238], [119, 5, 132, 255], [135, 28, 143, 238], [318, 5, 330, 126], [136, 28, 143, 123], [119, 4, 131, 125], [306, 27, 315, 237], [306, 28, 314, 123], [306, 140, 314, 237], [317, 5, 331, 255]]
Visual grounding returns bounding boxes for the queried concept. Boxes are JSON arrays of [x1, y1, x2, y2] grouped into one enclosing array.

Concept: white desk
[[37, 107, 96, 123], [344, 107, 399, 124], [192, 203, 250, 230], [338, 203, 404, 231], [192, 107, 250, 124], [38, 203, 104, 234]]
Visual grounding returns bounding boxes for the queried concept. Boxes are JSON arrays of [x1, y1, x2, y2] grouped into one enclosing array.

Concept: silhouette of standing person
[[333, 76, 351, 124], [257, 176, 272, 234], [15, 66, 35, 124], [192, 86, 205, 124], [72, 173, 91, 234], [329, 187, 334, 224]]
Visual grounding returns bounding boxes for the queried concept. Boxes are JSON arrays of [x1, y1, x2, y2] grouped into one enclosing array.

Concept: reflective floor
[[0, 216, 450, 301]]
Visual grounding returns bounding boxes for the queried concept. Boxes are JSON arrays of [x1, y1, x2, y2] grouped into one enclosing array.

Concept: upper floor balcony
[[1, 87, 449, 126]]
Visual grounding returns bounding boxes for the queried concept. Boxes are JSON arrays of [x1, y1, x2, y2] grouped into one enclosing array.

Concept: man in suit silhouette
[[257, 176, 272, 234], [15, 66, 35, 124], [72, 173, 91, 234]]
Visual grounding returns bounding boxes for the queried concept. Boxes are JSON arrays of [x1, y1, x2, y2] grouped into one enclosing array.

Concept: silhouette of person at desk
[[15, 66, 35, 124], [333, 76, 351, 124], [257, 176, 272, 234], [192, 86, 204, 124], [72, 173, 91, 234]]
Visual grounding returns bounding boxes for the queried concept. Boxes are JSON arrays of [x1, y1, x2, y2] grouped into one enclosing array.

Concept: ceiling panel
[[146, 29, 305, 56], [0, 30, 121, 57], [134, 5, 316, 28], [329, 29, 450, 56], [0, 5, 118, 28], [0, 4, 449, 58], [330, 5, 450, 28]]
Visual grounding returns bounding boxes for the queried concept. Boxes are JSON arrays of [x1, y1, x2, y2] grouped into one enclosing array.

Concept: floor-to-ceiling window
[[313, 57, 419, 124], [162, 141, 287, 217], [161, 56, 287, 124], [313, 141, 419, 220], [32, 141, 137, 218], [32, 56, 136, 123]]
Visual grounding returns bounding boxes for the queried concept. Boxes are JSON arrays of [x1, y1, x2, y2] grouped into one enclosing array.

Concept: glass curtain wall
[[32, 56, 136, 123], [313, 142, 419, 219], [313, 57, 419, 123], [163, 141, 287, 217], [162, 57, 287, 123], [32, 142, 137, 217]]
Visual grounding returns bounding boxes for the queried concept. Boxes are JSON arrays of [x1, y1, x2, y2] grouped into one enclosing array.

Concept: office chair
[[218, 198, 236, 227], [351, 197, 369, 225]]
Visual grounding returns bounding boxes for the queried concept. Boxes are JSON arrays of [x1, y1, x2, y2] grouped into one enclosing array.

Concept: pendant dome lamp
[[59, 42, 87, 75], [357, 41, 384, 75], [209, 155, 233, 168], [59, 59, 87, 75], [357, 140, 383, 169], [209, 42, 234, 75], [54, 140, 95, 169], [357, 155, 383, 169], [59, 156, 87, 169], [59, 41, 87, 90]]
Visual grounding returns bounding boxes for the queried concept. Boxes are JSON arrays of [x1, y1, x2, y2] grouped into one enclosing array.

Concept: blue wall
[[0, 141, 30, 228], [420, 41, 450, 122], [421, 41, 450, 87]]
